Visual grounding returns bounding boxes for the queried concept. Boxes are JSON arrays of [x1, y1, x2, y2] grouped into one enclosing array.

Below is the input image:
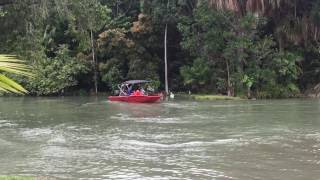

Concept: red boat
[[108, 80, 162, 103], [108, 95, 161, 103]]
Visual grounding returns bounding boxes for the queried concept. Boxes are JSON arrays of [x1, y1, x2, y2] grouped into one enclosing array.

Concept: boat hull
[[108, 95, 161, 103]]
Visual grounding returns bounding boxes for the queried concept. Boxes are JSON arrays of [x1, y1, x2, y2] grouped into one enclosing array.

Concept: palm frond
[[0, 54, 32, 94]]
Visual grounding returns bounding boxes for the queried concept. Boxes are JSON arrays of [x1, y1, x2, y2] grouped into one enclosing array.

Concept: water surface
[[0, 97, 320, 179]]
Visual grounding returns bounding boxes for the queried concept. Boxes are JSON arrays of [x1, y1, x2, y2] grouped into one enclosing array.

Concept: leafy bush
[[27, 45, 88, 95]]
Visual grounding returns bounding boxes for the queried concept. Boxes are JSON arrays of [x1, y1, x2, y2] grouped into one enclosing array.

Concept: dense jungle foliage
[[0, 0, 320, 98]]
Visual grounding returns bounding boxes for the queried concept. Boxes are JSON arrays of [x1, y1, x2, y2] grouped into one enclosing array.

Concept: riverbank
[[174, 93, 243, 100], [191, 95, 242, 100]]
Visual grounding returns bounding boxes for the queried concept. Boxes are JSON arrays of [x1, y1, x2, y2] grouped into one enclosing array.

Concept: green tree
[[178, 3, 302, 98], [0, 0, 318, 98], [27, 45, 88, 95], [57, 0, 111, 94]]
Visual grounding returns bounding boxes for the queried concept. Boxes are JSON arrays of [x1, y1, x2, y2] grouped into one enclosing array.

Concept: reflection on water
[[109, 101, 164, 118], [0, 97, 320, 179]]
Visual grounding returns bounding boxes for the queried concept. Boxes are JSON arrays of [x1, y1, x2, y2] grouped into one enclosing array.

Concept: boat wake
[[110, 139, 240, 149]]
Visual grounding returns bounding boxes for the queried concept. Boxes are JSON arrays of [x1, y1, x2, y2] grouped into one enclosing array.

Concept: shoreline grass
[[191, 95, 242, 100], [175, 93, 243, 100]]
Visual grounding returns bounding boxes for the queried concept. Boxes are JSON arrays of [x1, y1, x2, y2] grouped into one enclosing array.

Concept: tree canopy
[[0, 0, 319, 98]]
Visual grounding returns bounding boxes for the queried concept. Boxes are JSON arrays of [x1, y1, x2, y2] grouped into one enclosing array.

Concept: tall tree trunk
[[294, 0, 297, 18], [91, 30, 98, 95], [164, 23, 169, 95], [116, 0, 119, 16], [226, 59, 232, 97], [140, 0, 144, 13]]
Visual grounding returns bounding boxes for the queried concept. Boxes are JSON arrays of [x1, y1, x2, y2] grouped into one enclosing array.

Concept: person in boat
[[132, 84, 144, 96], [140, 86, 146, 95], [132, 89, 142, 96], [127, 84, 133, 96], [136, 84, 145, 95], [147, 85, 154, 93]]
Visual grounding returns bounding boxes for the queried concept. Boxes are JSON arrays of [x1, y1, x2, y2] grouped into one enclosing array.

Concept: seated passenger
[[140, 87, 146, 95], [127, 85, 133, 96], [132, 90, 142, 96]]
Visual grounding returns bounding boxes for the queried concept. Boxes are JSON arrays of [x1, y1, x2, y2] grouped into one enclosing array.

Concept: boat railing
[[118, 84, 127, 96]]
